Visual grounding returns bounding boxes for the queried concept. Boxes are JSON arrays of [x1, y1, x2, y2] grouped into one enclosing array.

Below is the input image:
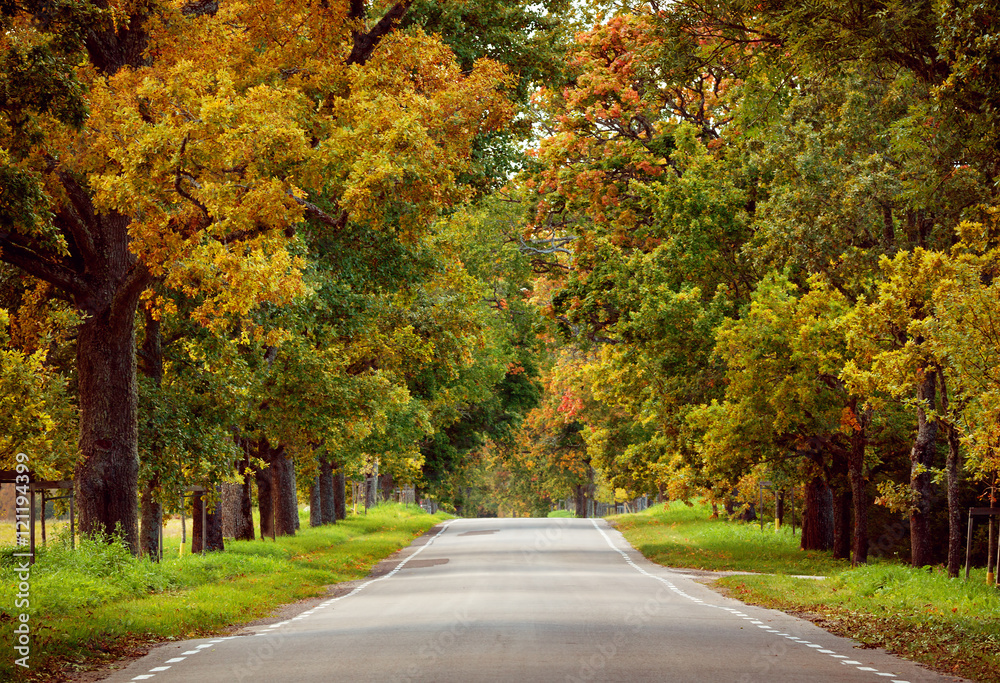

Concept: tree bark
[[945, 423, 962, 577], [233, 448, 255, 541], [574, 483, 587, 518], [270, 445, 297, 536], [319, 460, 335, 524], [989, 480, 998, 579], [801, 476, 834, 551], [833, 488, 851, 560], [938, 372, 964, 578], [254, 446, 274, 539], [191, 488, 224, 553], [379, 473, 394, 503], [222, 471, 255, 542], [775, 491, 785, 526], [139, 475, 161, 560], [310, 477, 323, 527], [290, 462, 300, 530], [138, 310, 163, 560], [334, 468, 347, 520], [75, 275, 143, 552], [849, 404, 870, 564], [909, 371, 939, 568], [724, 496, 735, 516], [222, 482, 240, 538]]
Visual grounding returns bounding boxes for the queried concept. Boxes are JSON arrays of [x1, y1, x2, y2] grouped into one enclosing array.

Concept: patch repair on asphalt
[[402, 557, 450, 569]]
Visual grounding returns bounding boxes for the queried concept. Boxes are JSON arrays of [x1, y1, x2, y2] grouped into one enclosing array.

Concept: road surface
[[102, 518, 971, 683]]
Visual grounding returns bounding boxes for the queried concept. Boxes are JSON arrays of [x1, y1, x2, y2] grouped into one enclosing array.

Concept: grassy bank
[[0, 503, 448, 682], [613, 501, 850, 576], [615, 502, 1000, 683], [717, 568, 1000, 682]]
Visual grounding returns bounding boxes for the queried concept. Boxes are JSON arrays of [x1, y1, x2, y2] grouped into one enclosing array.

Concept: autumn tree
[[0, 0, 512, 551]]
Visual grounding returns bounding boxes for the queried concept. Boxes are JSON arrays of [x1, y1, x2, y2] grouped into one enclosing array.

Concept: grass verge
[[615, 502, 1000, 683], [613, 501, 850, 576], [0, 503, 448, 682], [717, 568, 1000, 682]]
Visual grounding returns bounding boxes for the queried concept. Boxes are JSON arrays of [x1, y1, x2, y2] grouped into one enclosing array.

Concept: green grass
[[718, 566, 1000, 682], [547, 509, 575, 518], [0, 503, 448, 682], [613, 501, 850, 576], [615, 501, 1000, 683]]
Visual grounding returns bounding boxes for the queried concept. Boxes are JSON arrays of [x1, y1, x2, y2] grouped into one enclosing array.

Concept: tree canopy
[[4, 0, 1000, 575]]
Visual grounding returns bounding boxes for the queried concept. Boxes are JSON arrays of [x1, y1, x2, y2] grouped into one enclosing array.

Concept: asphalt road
[[102, 518, 973, 683]]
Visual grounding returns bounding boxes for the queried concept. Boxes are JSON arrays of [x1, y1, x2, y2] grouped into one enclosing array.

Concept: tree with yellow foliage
[[0, 0, 511, 551]]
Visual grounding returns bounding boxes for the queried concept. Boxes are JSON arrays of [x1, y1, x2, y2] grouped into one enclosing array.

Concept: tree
[[843, 249, 970, 570], [693, 272, 876, 559], [0, 0, 512, 550], [0, 295, 77, 476]]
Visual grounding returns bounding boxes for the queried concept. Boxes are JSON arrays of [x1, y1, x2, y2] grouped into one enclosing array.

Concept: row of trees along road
[[4, 0, 1000, 577], [508, 0, 1000, 574], [0, 0, 571, 555]]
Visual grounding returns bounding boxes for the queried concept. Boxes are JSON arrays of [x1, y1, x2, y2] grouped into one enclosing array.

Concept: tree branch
[[290, 195, 348, 230], [56, 170, 101, 266], [0, 236, 89, 297], [517, 235, 577, 256], [111, 261, 154, 326], [181, 0, 218, 17], [346, 1, 414, 66]]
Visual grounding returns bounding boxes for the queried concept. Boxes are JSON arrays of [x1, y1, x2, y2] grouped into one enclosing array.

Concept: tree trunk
[[75, 286, 142, 552], [724, 497, 735, 516], [574, 483, 587, 519], [291, 464, 300, 530], [801, 476, 834, 551], [254, 446, 274, 539], [939, 373, 963, 578], [379, 473, 394, 503], [319, 460, 335, 524], [191, 488, 224, 553], [833, 488, 851, 560], [139, 475, 161, 560], [270, 445, 297, 536], [909, 371, 939, 568], [310, 477, 323, 527], [233, 449, 255, 541], [334, 468, 346, 520], [221, 482, 244, 538], [945, 423, 962, 577], [138, 308, 164, 560], [989, 480, 998, 579], [775, 491, 785, 526], [849, 406, 870, 564]]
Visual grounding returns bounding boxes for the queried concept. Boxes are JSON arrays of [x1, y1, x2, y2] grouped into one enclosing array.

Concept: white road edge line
[[127, 520, 455, 681], [588, 518, 904, 683]]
